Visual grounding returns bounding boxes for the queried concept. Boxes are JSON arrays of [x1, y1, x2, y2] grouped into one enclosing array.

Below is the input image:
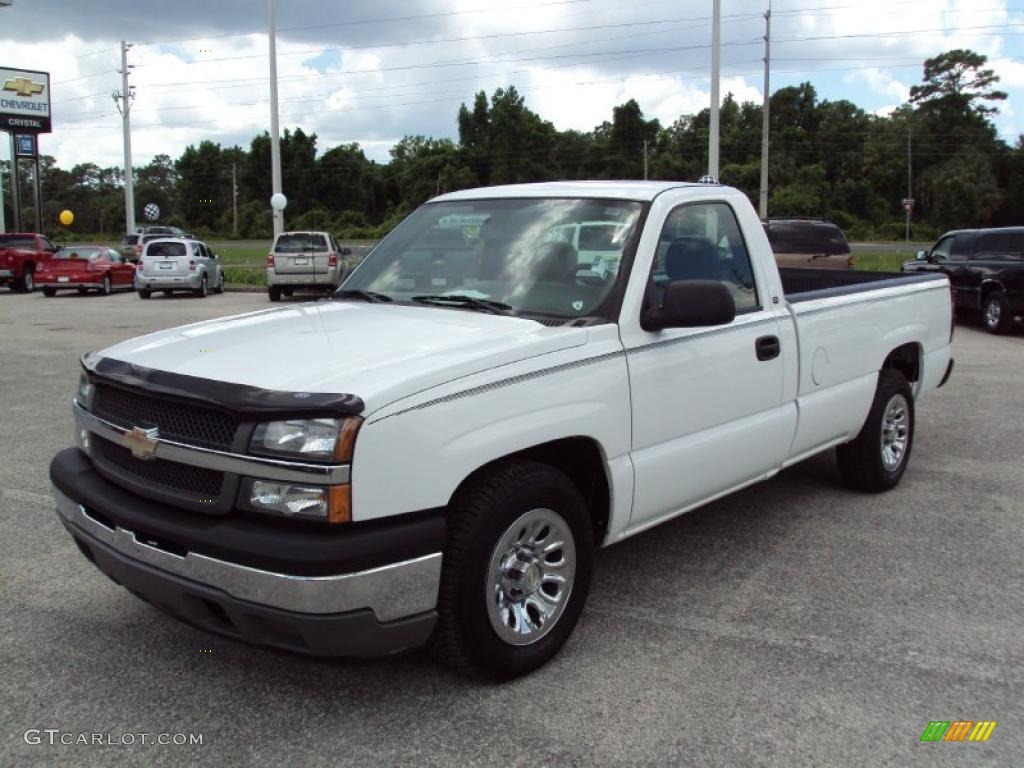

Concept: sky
[[2, 0, 1023, 170]]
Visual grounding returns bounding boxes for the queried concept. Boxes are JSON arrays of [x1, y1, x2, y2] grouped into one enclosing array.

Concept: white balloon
[[143, 202, 161, 221], [270, 193, 288, 211]]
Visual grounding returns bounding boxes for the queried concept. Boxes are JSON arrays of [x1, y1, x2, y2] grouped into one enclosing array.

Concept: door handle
[[755, 335, 780, 361]]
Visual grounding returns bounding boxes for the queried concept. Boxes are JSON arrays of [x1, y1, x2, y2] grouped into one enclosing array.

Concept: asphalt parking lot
[[1, 290, 1021, 767]]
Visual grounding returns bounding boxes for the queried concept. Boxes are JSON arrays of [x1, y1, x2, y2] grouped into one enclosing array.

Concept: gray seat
[[665, 236, 720, 281]]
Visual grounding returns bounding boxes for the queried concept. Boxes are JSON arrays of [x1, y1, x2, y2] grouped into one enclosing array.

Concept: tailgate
[[142, 256, 190, 276], [274, 251, 328, 275]]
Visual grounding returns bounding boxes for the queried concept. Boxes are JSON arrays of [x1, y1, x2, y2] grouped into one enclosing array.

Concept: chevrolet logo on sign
[[2, 77, 45, 97], [122, 426, 160, 460]]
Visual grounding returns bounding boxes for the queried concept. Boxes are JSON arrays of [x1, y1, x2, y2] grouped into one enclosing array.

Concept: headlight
[[239, 478, 351, 523], [77, 373, 95, 410], [249, 417, 361, 461]]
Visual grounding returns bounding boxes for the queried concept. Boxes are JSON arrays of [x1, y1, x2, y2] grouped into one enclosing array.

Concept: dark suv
[[903, 227, 1024, 334], [763, 219, 853, 270]]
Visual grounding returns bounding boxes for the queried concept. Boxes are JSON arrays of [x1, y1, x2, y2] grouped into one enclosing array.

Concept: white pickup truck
[[52, 181, 954, 680]]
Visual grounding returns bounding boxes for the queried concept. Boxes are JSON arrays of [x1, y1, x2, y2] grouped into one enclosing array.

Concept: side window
[[931, 236, 954, 261], [192, 242, 203, 258], [652, 202, 759, 313], [41, 236, 57, 252]]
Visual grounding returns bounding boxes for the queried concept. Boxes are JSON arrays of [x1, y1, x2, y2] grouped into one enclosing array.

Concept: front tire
[[837, 369, 914, 492], [213, 272, 225, 294], [983, 291, 1012, 334], [434, 460, 594, 680]]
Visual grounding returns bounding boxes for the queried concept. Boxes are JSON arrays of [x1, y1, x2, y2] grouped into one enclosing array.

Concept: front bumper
[[51, 448, 443, 657], [137, 272, 201, 290]]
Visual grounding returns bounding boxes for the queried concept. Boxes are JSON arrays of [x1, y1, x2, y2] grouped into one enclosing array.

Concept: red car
[[0, 232, 58, 292], [36, 246, 138, 297]]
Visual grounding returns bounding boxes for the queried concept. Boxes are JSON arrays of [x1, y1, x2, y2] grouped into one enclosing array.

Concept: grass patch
[[854, 251, 910, 272]]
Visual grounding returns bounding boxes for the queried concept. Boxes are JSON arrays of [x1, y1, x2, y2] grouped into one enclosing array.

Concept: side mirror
[[642, 280, 736, 332], [213, 253, 220, 259], [914, 250, 928, 261], [340, 247, 352, 256]]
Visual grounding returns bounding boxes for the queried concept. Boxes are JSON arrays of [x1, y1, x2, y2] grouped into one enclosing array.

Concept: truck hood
[[97, 301, 588, 414]]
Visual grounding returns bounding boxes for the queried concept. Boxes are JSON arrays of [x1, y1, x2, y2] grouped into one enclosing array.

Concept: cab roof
[[431, 180, 709, 204]]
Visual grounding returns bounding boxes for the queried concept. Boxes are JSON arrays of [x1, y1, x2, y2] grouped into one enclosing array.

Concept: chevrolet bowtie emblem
[[2, 77, 45, 97], [122, 426, 159, 460]]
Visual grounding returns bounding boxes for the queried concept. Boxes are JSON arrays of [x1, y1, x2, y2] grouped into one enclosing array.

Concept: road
[[1, 290, 1021, 767]]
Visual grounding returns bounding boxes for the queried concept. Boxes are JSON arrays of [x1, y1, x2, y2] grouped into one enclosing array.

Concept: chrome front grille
[[93, 436, 225, 499]]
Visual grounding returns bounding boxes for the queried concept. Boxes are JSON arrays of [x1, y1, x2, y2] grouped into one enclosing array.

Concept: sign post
[[1, 66, 51, 233], [902, 197, 915, 243]]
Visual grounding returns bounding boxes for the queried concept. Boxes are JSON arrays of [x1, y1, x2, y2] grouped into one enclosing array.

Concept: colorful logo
[[920, 720, 997, 742]]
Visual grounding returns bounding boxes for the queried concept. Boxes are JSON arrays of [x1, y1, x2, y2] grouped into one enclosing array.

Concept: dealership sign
[[0, 66, 51, 133]]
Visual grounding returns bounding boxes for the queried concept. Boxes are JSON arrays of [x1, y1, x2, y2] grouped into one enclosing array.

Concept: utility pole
[[268, 0, 284, 236], [114, 41, 136, 234], [643, 139, 649, 180], [758, 1, 771, 219], [906, 126, 912, 242], [708, 0, 721, 179], [232, 162, 239, 237]]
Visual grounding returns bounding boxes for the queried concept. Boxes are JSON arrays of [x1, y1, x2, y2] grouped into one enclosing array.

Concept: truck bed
[[779, 268, 947, 303]]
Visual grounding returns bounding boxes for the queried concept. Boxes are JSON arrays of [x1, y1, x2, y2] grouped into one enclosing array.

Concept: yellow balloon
[[59, 210, 74, 226]]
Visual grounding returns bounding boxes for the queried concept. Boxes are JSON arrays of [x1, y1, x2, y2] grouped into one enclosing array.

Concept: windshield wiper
[[411, 294, 514, 314], [330, 289, 393, 303]]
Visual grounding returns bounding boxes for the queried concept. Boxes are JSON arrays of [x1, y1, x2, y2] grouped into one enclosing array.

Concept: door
[[622, 200, 793, 530], [108, 249, 134, 286], [920, 234, 972, 307]]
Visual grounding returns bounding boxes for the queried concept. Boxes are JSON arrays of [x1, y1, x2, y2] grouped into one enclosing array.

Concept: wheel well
[[882, 342, 921, 383], [24, 261, 35, 273], [454, 437, 611, 544], [980, 281, 1004, 302]]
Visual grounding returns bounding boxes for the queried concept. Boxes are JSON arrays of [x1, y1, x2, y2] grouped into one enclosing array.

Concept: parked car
[[266, 230, 349, 301], [52, 181, 953, 679], [903, 227, 1024, 333], [764, 218, 854, 269], [36, 246, 137, 296], [0, 232, 58, 292], [135, 237, 224, 298], [121, 234, 141, 260]]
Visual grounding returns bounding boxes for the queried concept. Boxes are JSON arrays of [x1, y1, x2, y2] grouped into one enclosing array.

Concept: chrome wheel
[[985, 298, 1001, 329], [880, 393, 910, 471], [486, 507, 576, 646]]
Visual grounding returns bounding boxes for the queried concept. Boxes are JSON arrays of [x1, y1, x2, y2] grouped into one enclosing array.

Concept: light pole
[[114, 41, 136, 234], [708, 0, 721, 180], [759, 1, 771, 219], [268, 0, 284, 236]]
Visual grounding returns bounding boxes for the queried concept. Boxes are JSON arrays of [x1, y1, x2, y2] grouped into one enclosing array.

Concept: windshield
[[275, 233, 328, 253], [0, 236, 36, 249], [340, 198, 644, 319], [54, 247, 103, 259], [146, 241, 187, 258]]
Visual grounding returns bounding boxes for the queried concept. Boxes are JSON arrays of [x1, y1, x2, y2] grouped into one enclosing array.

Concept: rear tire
[[193, 275, 208, 298], [434, 460, 594, 680], [983, 291, 1012, 334], [15, 269, 34, 293], [268, 286, 282, 302], [42, 286, 56, 297], [837, 369, 914, 493], [138, 288, 151, 299]]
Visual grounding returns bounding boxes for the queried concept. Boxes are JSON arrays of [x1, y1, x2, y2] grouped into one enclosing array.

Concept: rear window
[[54, 248, 102, 260], [275, 233, 328, 253], [123, 235, 140, 245], [146, 241, 187, 258], [0, 235, 36, 249], [766, 222, 849, 256]]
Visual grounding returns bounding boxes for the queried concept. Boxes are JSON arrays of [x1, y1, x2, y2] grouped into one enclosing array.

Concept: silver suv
[[136, 238, 225, 299], [267, 231, 349, 301]]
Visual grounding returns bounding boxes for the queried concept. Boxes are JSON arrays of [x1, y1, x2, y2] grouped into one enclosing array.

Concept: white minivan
[[267, 231, 349, 301]]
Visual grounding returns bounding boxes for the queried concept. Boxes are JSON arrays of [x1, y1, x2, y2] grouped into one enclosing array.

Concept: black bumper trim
[[61, 514, 436, 657], [939, 358, 955, 388], [50, 447, 445, 577]]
